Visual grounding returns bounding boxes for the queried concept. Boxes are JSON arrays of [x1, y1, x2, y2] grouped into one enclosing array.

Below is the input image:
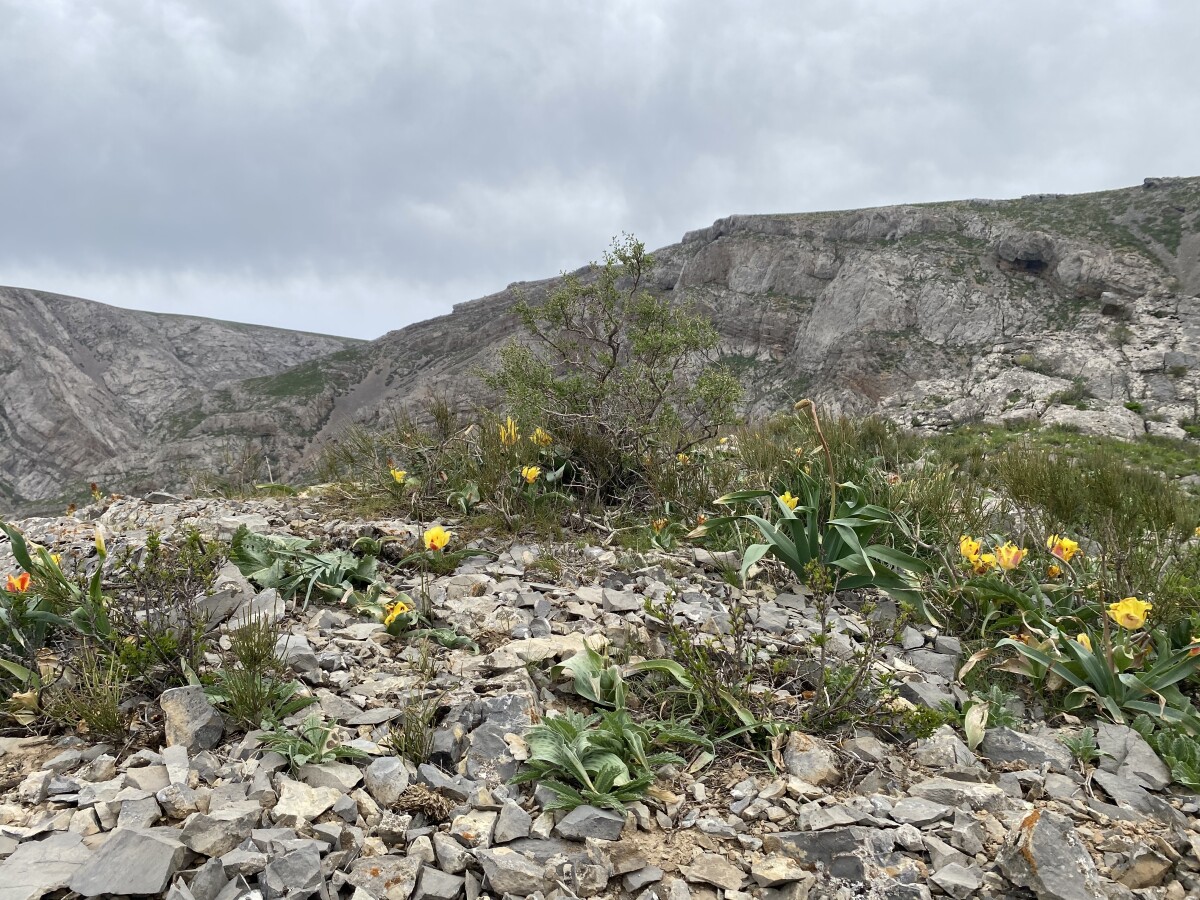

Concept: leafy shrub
[[485, 234, 742, 498]]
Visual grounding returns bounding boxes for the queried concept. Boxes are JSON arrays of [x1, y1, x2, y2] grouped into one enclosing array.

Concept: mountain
[[4, 176, 1200, 513], [0, 289, 361, 511]]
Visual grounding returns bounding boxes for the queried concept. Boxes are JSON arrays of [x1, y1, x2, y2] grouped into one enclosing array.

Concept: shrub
[[485, 234, 742, 498]]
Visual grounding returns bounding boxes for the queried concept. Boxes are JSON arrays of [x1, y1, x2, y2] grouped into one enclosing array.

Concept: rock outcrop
[[5, 176, 1200, 513]]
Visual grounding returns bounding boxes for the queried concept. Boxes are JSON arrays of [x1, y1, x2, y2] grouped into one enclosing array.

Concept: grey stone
[[275, 632, 320, 676], [898, 679, 957, 711], [126, 764, 171, 792], [929, 863, 982, 900], [181, 802, 261, 857], [272, 777, 341, 827], [160, 686, 224, 753], [218, 848, 267, 878], [297, 760, 362, 792], [0, 832, 92, 900], [680, 853, 745, 891], [553, 804, 624, 841], [264, 845, 324, 900], [157, 783, 201, 819], [889, 796, 953, 827], [908, 777, 1014, 813], [449, 809, 496, 848], [750, 855, 812, 888], [187, 858, 229, 900], [433, 831, 471, 874], [1097, 723, 1172, 791], [69, 828, 190, 897], [998, 809, 1105, 900], [231, 588, 285, 626], [781, 732, 840, 786], [474, 847, 548, 896], [904, 649, 958, 681], [493, 800, 531, 843], [980, 727, 1072, 772], [624, 866, 665, 892], [764, 827, 896, 881], [118, 794, 163, 829], [364, 756, 411, 807], [414, 867, 465, 900]]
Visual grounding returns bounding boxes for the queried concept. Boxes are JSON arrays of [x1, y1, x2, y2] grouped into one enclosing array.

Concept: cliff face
[[4, 176, 1200, 512], [0, 289, 360, 510]]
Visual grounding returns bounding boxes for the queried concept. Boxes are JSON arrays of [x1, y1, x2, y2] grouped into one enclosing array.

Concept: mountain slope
[[4, 176, 1200, 512], [0, 288, 361, 509]]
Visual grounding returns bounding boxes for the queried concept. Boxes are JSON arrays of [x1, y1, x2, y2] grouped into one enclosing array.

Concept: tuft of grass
[[45, 648, 128, 741]]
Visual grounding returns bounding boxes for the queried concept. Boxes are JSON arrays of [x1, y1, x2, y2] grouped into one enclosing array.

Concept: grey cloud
[[0, 0, 1196, 339]]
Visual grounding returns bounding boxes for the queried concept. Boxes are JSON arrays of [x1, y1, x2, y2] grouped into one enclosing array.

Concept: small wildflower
[[1075, 633, 1092, 652], [651, 518, 668, 534], [521, 465, 541, 484], [996, 542, 1025, 571], [499, 417, 519, 448], [5, 573, 30, 594], [696, 514, 707, 526], [390, 467, 407, 484], [779, 491, 799, 511], [423, 526, 451, 552], [793, 447, 804, 457], [1046, 534, 1080, 563], [718, 436, 729, 445], [1107, 597, 1152, 630], [1046, 563, 1062, 578], [885, 472, 902, 486], [676, 453, 690, 465], [530, 427, 553, 447], [971, 553, 997, 575], [384, 598, 412, 628]]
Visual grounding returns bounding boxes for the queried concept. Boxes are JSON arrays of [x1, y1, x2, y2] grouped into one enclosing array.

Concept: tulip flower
[[1046, 564, 1062, 579], [499, 417, 519, 448], [530, 427, 553, 447], [959, 535, 981, 559], [521, 465, 541, 484], [996, 542, 1025, 570], [971, 553, 997, 575], [651, 518, 668, 534], [5, 572, 30, 593], [423, 526, 451, 552], [779, 491, 799, 511], [676, 453, 690, 465], [390, 468, 407, 484], [1190, 637, 1200, 658], [1046, 534, 1080, 563], [1106, 597, 1152, 630], [384, 598, 412, 628], [1075, 633, 1092, 652]]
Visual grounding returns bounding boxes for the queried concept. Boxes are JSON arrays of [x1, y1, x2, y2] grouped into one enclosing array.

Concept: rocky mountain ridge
[[4, 176, 1200, 513]]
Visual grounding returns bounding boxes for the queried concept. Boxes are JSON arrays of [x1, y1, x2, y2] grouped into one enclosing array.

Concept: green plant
[[229, 527, 386, 609], [208, 669, 315, 730], [1134, 718, 1200, 790], [1125, 401, 1145, 414], [1062, 726, 1101, 768], [258, 713, 369, 770], [384, 691, 442, 765], [43, 647, 128, 741], [486, 234, 742, 498]]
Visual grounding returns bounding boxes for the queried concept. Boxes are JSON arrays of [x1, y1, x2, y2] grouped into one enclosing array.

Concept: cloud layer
[[1, 0, 1195, 337]]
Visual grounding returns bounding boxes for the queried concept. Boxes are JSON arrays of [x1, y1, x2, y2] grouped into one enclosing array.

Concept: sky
[[0, 1, 1196, 340]]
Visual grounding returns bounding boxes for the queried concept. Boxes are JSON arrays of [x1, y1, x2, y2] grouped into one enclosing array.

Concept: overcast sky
[[0, 1, 1196, 339]]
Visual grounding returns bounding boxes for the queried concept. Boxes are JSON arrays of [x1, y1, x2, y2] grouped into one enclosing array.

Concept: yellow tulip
[[676, 453, 690, 465], [521, 465, 541, 484], [959, 535, 981, 559], [384, 599, 411, 628], [996, 542, 1025, 571], [1075, 633, 1092, 652], [1046, 564, 1062, 579], [530, 427, 553, 447], [779, 491, 799, 511], [423, 526, 451, 552], [94, 528, 107, 559], [1189, 637, 1200, 658], [971, 553, 997, 575], [1046, 534, 1080, 563], [1106, 597, 1152, 630], [499, 417, 519, 448], [651, 518, 668, 534], [390, 468, 407, 484]]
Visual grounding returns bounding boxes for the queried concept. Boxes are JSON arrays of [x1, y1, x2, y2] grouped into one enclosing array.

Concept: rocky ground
[[0, 495, 1196, 900]]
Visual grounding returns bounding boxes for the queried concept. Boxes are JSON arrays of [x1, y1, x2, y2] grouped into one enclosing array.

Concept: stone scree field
[[0, 494, 1196, 900]]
